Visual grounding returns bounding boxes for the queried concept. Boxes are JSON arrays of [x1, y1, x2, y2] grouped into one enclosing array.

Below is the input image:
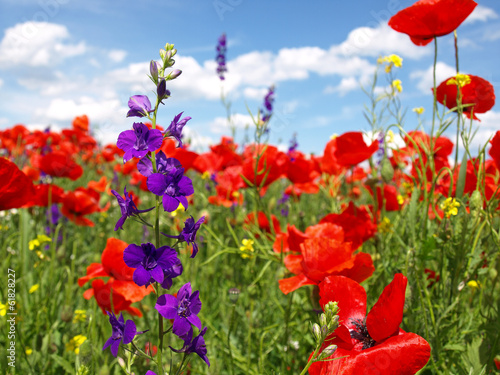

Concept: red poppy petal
[[339, 252, 375, 283], [366, 273, 407, 342], [489, 131, 500, 170], [278, 274, 315, 295], [101, 238, 135, 281], [310, 332, 431, 375], [283, 254, 304, 275], [0, 158, 35, 211], [319, 276, 366, 331]]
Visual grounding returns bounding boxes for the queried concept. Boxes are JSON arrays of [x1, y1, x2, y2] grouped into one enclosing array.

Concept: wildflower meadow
[[1, 1, 500, 374]]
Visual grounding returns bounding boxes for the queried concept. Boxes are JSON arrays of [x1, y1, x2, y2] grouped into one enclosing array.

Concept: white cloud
[[336, 24, 431, 59], [0, 22, 86, 68], [209, 113, 254, 134], [243, 87, 268, 100], [409, 62, 457, 94], [467, 110, 500, 152], [183, 126, 214, 152], [464, 5, 498, 25], [108, 49, 127, 63]]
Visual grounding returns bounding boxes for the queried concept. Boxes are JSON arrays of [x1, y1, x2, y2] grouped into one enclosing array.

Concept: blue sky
[[1, 0, 499, 155]]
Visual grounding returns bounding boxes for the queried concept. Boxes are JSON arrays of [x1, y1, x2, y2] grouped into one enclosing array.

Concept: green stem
[[299, 345, 321, 375]]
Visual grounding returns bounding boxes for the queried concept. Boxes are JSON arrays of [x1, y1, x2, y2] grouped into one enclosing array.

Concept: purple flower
[[117, 122, 164, 163], [165, 112, 191, 148], [162, 216, 205, 258], [155, 282, 202, 337], [170, 326, 210, 367], [145, 372, 157, 375], [111, 187, 154, 231], [123, 243, 179, 287], [161, 260, 183, 290], [147, 168, 194, 212], [127, 95, 152, 118], [287, 133, 298, 161], [261, 85, 275, 123], [137, 152, 181, 177], [102, 311, 145, 357], [215, 33, 227, 81], [46, 203, 61, 226]]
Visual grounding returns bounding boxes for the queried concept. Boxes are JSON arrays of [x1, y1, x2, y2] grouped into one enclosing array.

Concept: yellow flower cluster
[[378, 217, 394, 233], [73, 309, 87, 323], [378, 54, 403, 73], [29, 284, 39, 294], [66, 335, 87, 354], [413, 107, 425, 115], [392, 79, 403, 93], [440, 197, 460, 218], [28, 234, 52, 251], [240, 239, 254, 259], [446, 73, 471, 88]]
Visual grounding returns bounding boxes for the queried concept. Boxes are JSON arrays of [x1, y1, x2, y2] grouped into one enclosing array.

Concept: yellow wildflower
[[413, 107, 425, 115], [29, 284, 39, 294], [0, 302, 7, 316], [99, 211, 109, 223], [201, 171, 211, 180], [232, 191, 240, 199], [386, 130, 395, 144], [66, 335, 87, 354], [378, 217, 393, 233], [171, 203, 186, 217], [240, 239, 255, 259], [73, 310, 87, 323], [330, 133, 338, 140], [467, 280, 481, 290], [29, 234, 52, 250], [392, 79, 403, 93], [447, 73, 471, 88], [25, 347, 33, 356], [440, 197, 460, 218], [0, 224, 8, 231], [397, 195, 404, 205], [379, 54, 403, 73]]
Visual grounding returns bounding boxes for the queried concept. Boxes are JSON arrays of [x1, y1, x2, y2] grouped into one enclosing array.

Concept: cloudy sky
[[0, 0, 499, 154]]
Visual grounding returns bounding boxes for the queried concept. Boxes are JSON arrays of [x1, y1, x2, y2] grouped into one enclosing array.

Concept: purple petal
[[111, 339, 120, 357], [150, 265, 164, 284], [155, 294, 179, 319], [178, 176, 194, 196], [147, 173, 167, 196], [123, 244, 144, 268], [189, 291, 202, 315], [163, 195, 180, 212], [114, 215, 126, 231], [123, 149, 135, 163], [147, 129, 164, 153], [156, 247, 178, 269], [173, 316, 191, 337], [187, 314, 202, 330], [177, 195, 189, 211], [178, 282, 192, 299], [102, 336, 114, 351], [123, 320, 137, 344], [138, 157, 153, 177], [117, 130, 135, 152], [133, 265, 151, 286]]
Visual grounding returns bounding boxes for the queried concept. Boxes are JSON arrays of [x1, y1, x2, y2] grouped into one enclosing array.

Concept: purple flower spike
[[138, 152, 182, 177], [123, 243, 179, 287], [215, 33, 227, 81], [127, 95, 152, 118], [155, 282, 202, 337], [111, 187, 154, 231], [165, 112, 191, 148], [147, 168, 194, 212], [170, 327, 210, 367], [261, 85, 275, 123], [162, 216, 205, 258], [117, 122, 163, 163], [102, 311, 145, 357]]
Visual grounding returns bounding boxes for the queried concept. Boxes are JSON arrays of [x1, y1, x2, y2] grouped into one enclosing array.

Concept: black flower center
[[350, 318, 376, 350]]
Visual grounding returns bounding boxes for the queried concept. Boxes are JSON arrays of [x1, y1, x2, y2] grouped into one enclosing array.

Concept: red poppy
[[309, 274, 431, 375], [434, 75, 495, 120], [488, 131, 500, 170], [60, 189, 104, 226], [241, 144, 288, 188], [26, 183, 65, 207], [389, 0, 477, 46], [321, 138, 343, 175], [278, 231, 374, 295], [0, 158, 35, 211], [320, 202, 377, 250], [79, 238, 153, 316], [161, 139, 199, 171], [39, 151, 83, 180], [72, 115, 89, 132], [369, 184, 400, 212], [334, 132, 378, 167], [87, 176, 109, 193], [208, 165, 245, 207]]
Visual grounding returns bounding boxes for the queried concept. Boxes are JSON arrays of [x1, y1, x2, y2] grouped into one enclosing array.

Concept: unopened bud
[[159, 49, 166, 61], [318, 345, 337, 360], [328, 315, 340, 334], [312, 323, 321, 343], [319, 313, 327, 328], [167, 69, 182, 80], [60, 305, 73, 322], [157, 79, 167, 99], [150, 60, 158, 83], [228, 288, 240, 304]]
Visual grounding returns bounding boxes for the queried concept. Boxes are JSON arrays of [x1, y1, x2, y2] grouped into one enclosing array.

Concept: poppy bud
[[318, 345, 337, 360], [228, 287, 240, 304]]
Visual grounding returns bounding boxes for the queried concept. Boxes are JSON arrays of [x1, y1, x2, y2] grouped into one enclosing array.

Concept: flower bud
[[319, 313, 327, 328], [328, 315, 340, 334], [159, 49, 166, 61], [167, 69, 182, 80], [318, 345, 337, 360], [312, 323, 321, 343], [60, 305, 73, 322], [157, 78, 167, 100], [228, 287, 240, 304], [150, 60, 158, 84]]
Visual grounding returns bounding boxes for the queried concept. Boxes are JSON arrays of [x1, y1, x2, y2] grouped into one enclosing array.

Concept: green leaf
[[51, 354, 75, 374], [380, 157, 394, 184], [455, 151, 468, 199]]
